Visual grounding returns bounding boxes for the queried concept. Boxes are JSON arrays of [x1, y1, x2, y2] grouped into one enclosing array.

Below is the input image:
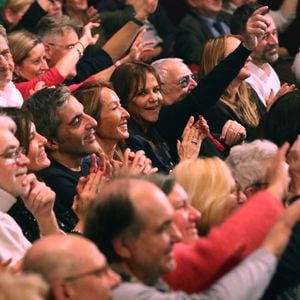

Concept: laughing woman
[[110, 61, 207, 173]]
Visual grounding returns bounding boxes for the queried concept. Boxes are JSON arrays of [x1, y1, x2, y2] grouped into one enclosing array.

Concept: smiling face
[[15, 43, 49, 80], [127, 72, 163, 124], [0, 128, 30, 198], [96, 87, 130, 143], [27, 122, 50, 172], [55, 95, 100, 157], [251, 14, 279, 64], [0, 35, 14, 89], [168, 183, 201, 244]]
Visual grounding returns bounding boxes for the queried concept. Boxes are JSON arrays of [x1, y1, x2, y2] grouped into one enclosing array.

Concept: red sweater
[[15, 67, 95, 100], [164, 190, 284, 293]]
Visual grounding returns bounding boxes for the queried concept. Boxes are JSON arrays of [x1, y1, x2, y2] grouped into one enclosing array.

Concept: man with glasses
[[23, 234, 120, 300], [0, 114, 60, 265]]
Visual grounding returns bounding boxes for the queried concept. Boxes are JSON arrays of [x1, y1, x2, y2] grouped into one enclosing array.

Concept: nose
[[238, 191, 248, 205], [189, 76, 197, 90], [17, 153, 30, 166], [121, 107, 130, 119], [40, 58, 49, 71], [85, 114, 97, 128], [37, 132, 47, 145], [169, 222, 182, 244], [268, 33, 278, 45], [108, 269, 121, 289], [188, 204, 201, 223]]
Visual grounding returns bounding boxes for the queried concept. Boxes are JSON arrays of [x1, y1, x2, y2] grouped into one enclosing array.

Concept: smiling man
[[0, 113, 60, 264], [23, 85, 100, 232]]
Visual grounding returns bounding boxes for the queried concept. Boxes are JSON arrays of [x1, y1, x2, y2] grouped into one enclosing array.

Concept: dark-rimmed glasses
[[163, 73, 198, 89], [47, 43, 76, 51]]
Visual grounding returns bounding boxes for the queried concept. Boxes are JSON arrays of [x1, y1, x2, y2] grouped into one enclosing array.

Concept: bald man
[[23, 234, 120, 300]]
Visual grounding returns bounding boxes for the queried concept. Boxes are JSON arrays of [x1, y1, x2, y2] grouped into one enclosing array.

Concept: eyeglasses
[[177, 74, 198, 88], [64, 265, 109, 282], [0, 147, 26, 163], [47, 43, 76, 51], [162, 73, 198, 89]]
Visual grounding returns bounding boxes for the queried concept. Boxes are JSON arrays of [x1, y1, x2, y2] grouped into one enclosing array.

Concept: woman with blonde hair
[[199, 34, 265, 142], [173, 157, 247, 235]]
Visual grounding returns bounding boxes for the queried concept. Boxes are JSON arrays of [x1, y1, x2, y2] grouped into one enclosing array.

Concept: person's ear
[[244, 186, 255, 198], [112, 236, 132, 259], [43, 43, 52, 60], [45, 138, 59, 151], [52, 280, 71, 300]]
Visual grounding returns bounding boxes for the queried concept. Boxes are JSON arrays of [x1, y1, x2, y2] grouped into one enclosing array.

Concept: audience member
[[173, 157, 247, 235], [23, 86, 100, 232], [84, 165, 300, 299], [23, 234, 120, 300], [0, 113, 60, 264], [231, 4, 296, 106], [175, 0, 231, 64], [199, 34, 265, 141], [0, 25, 23, 107]]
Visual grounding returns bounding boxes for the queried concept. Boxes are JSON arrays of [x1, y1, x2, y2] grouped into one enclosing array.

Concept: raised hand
[[80, 22, 100, 48], [242, 6, 270, 51], [129, 29, 154, 61]]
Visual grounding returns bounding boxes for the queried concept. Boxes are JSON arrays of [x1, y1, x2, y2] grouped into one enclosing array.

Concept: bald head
[[23, 234, 105, 283]]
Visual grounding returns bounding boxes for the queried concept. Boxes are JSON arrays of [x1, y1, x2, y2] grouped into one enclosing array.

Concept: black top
[[37, 158, 90, 232], [156, 42, 252, 162]]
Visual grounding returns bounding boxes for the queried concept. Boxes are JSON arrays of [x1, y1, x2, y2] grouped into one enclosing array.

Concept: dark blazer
[[175, 10, 231, 64]]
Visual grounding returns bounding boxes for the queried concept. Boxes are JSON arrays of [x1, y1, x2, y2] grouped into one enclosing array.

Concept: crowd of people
[[0, 0, 300, 299]]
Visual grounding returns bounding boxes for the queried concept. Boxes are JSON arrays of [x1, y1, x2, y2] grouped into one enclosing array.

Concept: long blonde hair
[[173, 157, 234, 235], [199, 35, 259, 127]]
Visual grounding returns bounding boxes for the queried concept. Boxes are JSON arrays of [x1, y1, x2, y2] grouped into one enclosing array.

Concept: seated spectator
[[199, 34, 265, 142], [0, 272, 48, 300], [73, 80, 157, 174], [173, 157, 247, 235], [0, 0, 34, 32], [231, 4, 296, 105], [223, 0, 299, 33], [264, 90, 300, 146], [175, 0, 231, 64], [0, 25, 23, 107], [83, 169, 300, 299], [111, 61, 205, 173], [35, 2, 156, 85], [0, 113, 60, 264], [23, 234, 120, 300], [8, 25, 98, 99], [226, 139, 278, 197], [23, 86, 101, 233]]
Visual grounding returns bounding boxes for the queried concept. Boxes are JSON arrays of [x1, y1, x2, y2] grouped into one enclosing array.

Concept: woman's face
[[225, 36, 252, 80], [127, 72, 163, 124], [96, 87, 130, 142], [168, 183, 201, 244], [15, 43, 49, 80], [27, 122, 50, 172], [226, 174, 247, 216]]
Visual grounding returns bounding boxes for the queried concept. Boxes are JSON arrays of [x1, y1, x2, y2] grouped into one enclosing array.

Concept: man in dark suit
[[175, 0, 231, 64]]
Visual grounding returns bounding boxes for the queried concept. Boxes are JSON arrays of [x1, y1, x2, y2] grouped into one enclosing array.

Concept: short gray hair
[[226, 139, 278, 190], [151, 58, 184, 83]]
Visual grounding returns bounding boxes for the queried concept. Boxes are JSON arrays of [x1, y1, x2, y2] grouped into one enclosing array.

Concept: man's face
[[124, 182, 182, 284], [43, 29, 79, 78], [55, 95, 100, 157], [190, 0, 222, 18], [251, 14, 279, 64], [0, 128, 30, 198], [65, 240, 120, 300], [0, 35, 14, 89], [162, 62, 198, 105]]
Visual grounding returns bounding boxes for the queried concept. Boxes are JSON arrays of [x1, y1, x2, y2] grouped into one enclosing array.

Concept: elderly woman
[[173, 157, 247, 235]]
